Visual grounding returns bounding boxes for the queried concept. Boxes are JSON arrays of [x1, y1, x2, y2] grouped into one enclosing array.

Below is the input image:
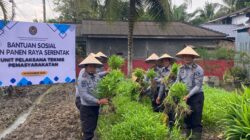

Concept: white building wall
[[232, 15, 248, 25]]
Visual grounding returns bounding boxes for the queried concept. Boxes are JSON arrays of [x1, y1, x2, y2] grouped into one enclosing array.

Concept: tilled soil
[[3, 84, 81, 140], [0, 85, 49, 132]]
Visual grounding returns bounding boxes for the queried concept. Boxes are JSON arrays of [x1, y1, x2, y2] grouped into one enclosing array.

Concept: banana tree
[[104, 0, 172, 77]]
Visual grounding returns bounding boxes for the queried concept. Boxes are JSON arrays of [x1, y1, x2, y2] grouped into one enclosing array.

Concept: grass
[[202, 85, 236, 132]]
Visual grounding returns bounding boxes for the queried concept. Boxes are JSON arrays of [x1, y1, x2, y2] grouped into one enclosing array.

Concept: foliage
[[108, 55, 125, 70], [215, 47, 235, 60], [190, 2, 221, 25], [146, 69, 157, 80], [202, 85, 235, 131], [133, 68, 145, 81], [96, 70, 124, 99], [172, 3, 190, 22], [163, 63, 180, 87], [98, 94, 167, 140], [223, 66, 248, 85], [163, 82, 190, 122], [223, 86, 250, 140]]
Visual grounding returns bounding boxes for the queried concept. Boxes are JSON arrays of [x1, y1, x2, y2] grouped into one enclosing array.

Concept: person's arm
[[158, 84, 165, 99], [78, 78, 99, 104], [188, 68, 204, 97], [97, 71, 108, 78]]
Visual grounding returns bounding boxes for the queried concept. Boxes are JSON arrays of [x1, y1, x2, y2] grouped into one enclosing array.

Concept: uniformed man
[[95, 52, 108, 73], [156, 53, 176, 129], [144, 53, 162, 112], [77, 55, 109, 140], [176, 45, 204, 140], [75, 52, 108, 110]]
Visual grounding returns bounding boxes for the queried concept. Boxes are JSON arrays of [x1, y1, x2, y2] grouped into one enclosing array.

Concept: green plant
[[202, 85, 235, 131], [215, 47, 235, 60], [223, 86, 250, 140], [163, 82, 190, 123], [133, 68, 145, 81], [146, 69, 157, 80], [108, 55, 125, 70], [163, 63, 180, 88], [96, 70, 124, 99]]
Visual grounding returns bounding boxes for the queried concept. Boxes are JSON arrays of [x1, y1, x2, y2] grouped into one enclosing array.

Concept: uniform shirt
[[75, 68, 85, 98], [76, 68, 107, 98], [78, 72, 101, 106], [176, 63, 204, 97], [158, 66, 171, 98]]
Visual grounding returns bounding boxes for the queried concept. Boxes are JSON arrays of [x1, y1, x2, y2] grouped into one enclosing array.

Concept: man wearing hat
[[156, 53, 176, 128], [77, 55, 109, 140], [144, 53, 162, 112], [95, 52, 108, 73], [75, 52, 108, 110], [176, 45, 204, 140]]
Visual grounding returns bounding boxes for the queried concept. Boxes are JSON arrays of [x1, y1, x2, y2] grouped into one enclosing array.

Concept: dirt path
[[2, 84, 81, 140], [0, 85, 49, 132]]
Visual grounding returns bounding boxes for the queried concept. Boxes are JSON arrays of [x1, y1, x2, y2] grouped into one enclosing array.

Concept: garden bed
[[2, 84, 81, 140], [0, 85, 49, 132]]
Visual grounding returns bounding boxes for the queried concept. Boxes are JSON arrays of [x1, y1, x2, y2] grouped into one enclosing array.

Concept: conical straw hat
[[79, 54, 103, 68], [145, 53, 159, 62], [89, 53, 98, 57], [176, 45, 200, 58], [159, 53, 174, 60], [96, 52, 108, 58]]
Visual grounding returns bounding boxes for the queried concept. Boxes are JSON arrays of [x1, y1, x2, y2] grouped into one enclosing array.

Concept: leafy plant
[[163, 82, 190, 123], [108, 55, 125, 70], [163, 63, 180, 88], [146, 69, 157, 80], [133, 68, 145, 81], [223, 86, 250, 140]]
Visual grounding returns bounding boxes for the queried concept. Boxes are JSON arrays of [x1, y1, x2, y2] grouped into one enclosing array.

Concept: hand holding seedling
[[183, 95, 189, 102], [98, 98, 109, 105]]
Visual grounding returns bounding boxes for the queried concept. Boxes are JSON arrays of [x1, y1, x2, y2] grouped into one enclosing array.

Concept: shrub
[[108, 55, 125, 70]]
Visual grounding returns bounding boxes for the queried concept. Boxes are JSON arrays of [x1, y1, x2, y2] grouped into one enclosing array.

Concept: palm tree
[[191, 2, 221, 25], [172, 3, 189, 22], [104, 0, 172, 77], [221, 0, 250, 12], [0, 0, 7, 20]]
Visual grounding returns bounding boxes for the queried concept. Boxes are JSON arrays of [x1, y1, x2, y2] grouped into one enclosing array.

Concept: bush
[[108, 55, 125, 70]]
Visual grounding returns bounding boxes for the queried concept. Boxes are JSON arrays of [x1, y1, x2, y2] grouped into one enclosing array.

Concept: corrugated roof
[[207, 7, 250, 23], [201, 24, 239, 38], [77, 20, 226, 39]]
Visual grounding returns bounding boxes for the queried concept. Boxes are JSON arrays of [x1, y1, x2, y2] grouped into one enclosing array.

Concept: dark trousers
[[151, 87, 165, 112], [80, 105, 100, 140], [184, 92, 204, 140]]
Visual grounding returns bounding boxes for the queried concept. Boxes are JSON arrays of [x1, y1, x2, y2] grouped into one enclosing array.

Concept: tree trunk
[[128, 0, 135, 78]]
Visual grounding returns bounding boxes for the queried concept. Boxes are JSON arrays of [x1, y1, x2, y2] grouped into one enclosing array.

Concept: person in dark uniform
[[77, 55, 109, 140], [176, 45, 204, 140]]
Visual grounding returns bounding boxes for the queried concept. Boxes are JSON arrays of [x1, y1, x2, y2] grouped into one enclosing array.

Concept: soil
[[0, 85, 49, 132], [2, 84, 82, 140]]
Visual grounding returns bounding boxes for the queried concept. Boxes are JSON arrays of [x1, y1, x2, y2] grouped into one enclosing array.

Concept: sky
[[8, 0, 223, 22]]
